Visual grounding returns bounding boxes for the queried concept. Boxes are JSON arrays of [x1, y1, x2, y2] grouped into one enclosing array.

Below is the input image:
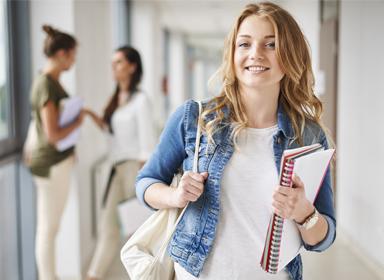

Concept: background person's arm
[[40, 100, 84, 144], [84, 108, 108, 130]]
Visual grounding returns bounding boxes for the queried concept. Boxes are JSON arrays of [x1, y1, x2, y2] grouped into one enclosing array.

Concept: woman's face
[[234, 15, 284, 91], [59, 48, 76, 71], [112, 51, 136, 83]]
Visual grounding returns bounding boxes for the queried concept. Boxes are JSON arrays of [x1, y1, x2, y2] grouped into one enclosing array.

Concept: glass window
[[0, 1, 9, 140], [0, 163, 20, 279]]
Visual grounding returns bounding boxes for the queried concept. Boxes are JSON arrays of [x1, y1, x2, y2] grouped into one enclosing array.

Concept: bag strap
[[192, 101, 202, 173], [153, 101, 203, 263]]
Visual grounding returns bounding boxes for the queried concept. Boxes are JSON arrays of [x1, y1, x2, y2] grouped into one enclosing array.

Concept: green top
[[29, 74, 74, 177]]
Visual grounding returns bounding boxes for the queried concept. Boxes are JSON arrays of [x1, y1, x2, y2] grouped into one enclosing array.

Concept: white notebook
[[261, 144, 335, 273], [56, 96, 83, 151]]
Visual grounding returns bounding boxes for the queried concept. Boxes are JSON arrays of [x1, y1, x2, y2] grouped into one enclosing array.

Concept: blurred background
[[0, 0, 383, 279]]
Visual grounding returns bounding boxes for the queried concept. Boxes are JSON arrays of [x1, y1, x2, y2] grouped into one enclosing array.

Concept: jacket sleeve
[[303, 134, 337, 252], [135, 102, 188, 209]]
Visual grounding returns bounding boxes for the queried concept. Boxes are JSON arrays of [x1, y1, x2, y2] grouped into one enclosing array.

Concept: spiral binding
[[261, 159, 295, 273]]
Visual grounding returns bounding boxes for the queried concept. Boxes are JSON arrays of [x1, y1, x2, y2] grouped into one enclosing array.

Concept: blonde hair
[[202, 2, 324, 147]]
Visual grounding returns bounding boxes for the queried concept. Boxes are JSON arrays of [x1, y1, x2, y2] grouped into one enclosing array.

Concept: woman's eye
[[238, 42, 250, 48], [266, 42, 276, 49]]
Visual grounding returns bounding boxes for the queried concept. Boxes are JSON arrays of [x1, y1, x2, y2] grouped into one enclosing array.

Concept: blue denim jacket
[[136, 99, 336, 280]]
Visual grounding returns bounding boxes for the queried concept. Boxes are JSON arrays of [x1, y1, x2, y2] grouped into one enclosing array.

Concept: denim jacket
[[136, 99, 336, 280]]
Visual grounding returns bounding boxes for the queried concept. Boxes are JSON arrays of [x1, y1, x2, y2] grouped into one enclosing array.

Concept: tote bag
[[120, 101, 202, 280]]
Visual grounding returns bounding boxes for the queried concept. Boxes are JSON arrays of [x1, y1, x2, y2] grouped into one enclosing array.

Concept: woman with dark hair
[[86, 46, 156, 280], [29, 25, 86, 280]]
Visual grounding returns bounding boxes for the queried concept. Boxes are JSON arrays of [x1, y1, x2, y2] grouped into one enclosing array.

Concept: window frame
[[0, 0, 31, 160]]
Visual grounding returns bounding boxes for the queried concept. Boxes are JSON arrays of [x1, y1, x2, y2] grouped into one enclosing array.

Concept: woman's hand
[[272, 174, 314, 223], [76, 109, 86, 125], [169, 171, 209, 208], [82, 108, 107, 130]]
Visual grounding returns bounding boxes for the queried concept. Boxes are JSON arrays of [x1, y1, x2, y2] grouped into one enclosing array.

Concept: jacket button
[[277, 137, 282, 144]]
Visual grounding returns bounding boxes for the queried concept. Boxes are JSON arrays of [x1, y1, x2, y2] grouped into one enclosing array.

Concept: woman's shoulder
[[131, 90, 152, 106], [159, 98, 219, 132], [302, 119, 327, 144], [32, 74, 64, 97], [30, 74, 56, 104], [32, 74, 51, 90], [184, 97, 217, 114]]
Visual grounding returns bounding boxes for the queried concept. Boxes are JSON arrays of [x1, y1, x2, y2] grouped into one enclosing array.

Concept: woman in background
[[29, 25, 85, 280], [86, 46, 156, 280]]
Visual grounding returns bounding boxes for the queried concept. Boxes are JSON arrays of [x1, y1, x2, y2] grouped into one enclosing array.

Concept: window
[[0, 1, 33, 277], [0, 1, 9, 140]]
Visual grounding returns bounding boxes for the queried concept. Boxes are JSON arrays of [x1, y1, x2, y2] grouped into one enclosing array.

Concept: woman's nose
[[250, 45, 264, 61]]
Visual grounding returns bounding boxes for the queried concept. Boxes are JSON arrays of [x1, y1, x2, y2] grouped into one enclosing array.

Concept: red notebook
[[260, 143, 335, 273]]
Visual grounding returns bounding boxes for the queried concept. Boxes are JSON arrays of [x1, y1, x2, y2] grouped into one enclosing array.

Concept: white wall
[[338, 0, 384, 272], [72, 0, 115, 275], [131, 1, 166, 131], [281, 0, 320, 88], [168, 32, 188, 113]]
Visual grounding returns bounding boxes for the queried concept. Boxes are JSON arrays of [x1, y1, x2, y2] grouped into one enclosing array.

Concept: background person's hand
[[170, 171, 208, 208], [76, 109, 87, 125]]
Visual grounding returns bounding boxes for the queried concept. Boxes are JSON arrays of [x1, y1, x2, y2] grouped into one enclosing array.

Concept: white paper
[[56, 96, 83, 151], [276, 148, 335, 271]]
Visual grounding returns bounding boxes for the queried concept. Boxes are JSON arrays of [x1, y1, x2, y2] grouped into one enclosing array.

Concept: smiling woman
[[129, 2, 336, 280], [234, 15, 284, 92]]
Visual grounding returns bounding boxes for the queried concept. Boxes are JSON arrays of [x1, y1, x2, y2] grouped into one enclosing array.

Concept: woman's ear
[[53, 49, 62, 58], [128, 63, 137, 75], [54, 49, 67, 64]]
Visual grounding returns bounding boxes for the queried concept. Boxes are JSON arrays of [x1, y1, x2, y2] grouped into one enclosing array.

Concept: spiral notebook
[[260, 143, 335, 273]]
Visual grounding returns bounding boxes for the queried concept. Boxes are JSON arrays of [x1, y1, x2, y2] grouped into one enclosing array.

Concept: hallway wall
[[338, 0, 384, 273]]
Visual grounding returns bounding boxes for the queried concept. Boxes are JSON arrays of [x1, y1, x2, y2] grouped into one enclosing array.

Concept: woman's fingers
[[174, 171, 209, 206], [187, 171, 208, 183], [292, 173, 304, 189]]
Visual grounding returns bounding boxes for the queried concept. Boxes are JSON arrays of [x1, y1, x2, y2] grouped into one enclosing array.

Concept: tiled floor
[[106, 237, 384, 280]]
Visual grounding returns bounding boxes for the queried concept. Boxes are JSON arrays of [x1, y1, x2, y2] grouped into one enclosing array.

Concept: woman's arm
[[144, 171, 208, 210], [272, 134, 336, 250], [272, 175, 329, 246], [136, 100, 208, 210], [40, 100, 84, 144], [83, 108, 108, 130]]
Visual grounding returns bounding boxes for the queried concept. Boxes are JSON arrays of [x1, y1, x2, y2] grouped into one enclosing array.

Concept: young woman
[[29, 25, 85, 280], [134, 2, 336, 280], [86, 46, 156, 280]]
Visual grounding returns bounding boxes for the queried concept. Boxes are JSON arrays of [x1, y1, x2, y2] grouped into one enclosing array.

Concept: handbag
[[120, 101, 203, 280]]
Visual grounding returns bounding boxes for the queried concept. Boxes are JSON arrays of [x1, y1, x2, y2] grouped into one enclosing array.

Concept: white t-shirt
[[175, 125, 290, 280], [108, 92, 157, 163]]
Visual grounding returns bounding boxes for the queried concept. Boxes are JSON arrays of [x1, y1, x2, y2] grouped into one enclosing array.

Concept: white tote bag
[[120, 101, 203, 280]]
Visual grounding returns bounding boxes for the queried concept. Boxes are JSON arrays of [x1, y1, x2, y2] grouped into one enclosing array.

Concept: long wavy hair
[[202, 2, 324, 146], [103, 46, 143, 128]]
